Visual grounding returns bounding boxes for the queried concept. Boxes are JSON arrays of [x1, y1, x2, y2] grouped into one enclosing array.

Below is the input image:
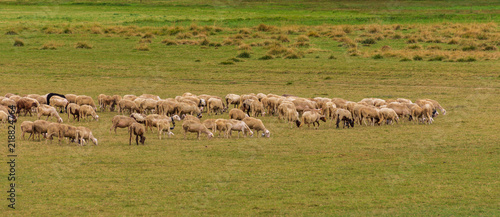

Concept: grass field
[[1, 0, 499, 216]]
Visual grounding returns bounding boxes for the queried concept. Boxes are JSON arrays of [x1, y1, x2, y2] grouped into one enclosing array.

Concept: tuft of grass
[[293, 41, 309, 47], [237, 44, 252, 51], [407, 37, 417, 44], [328, 54, 337, 59], [161, 39, 178, 45], [135, 43, 150, 51], [413, 55, 423, 61], [75, 41, 92, 49], [13, 38, 24, 47], [40, 41, 63, 50], [483, 45, 497, 51], [462, 45, 477, 51], [257, 23, 274, 32], [219, 60, 234, 65], [236, 51, 251, 58], [367, 25, 381, 33], [176, 32, 193, 39], [142, 32, 155, 39], [400, 57, 412, 61], [284, 49, 304, 59], [457, 56, 476, 62], [360, 38, 376, 45], [428, 56, 445, 61], [342, 25, 353, 34], [448, 38, 459, 44], [6, 30, 18, 35], [277, 34, 290, 43], [307, 31, 320, 37], [199, 38, 210, 46], [372, 54, 384, 59], [407, 44, 422, 50], [381, 45, 391, 51], [392, 33, 402, 39], [297, 35, 310, 42], [239, 28, 252, 35], [259, 54, 274, 60]]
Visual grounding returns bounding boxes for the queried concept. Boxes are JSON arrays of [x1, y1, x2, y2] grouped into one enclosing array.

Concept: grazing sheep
[[227, 119, 253, 138], [157, 119, 174, 140], [322, 101, 337, 124], [250, 100, 266, 117], [130, 113, 147, 124], [379, 108, 399, 125], [79, 105, 99, 121], [156, 100, 178, 116], [408, 104, 425, 124], [202, 119, 217, 132], [423, 99, 446, 115], [182, 114, 201, 122], [144, 114, 178, 132], [129, 123, 146, 145], [16, 97, 38, 116], [215, 119, 231, 138], [60, 124, 81, 145], [242, 117, 271, 138], [387, 103, 411, 122], [65, 94, 77, 104], [37, 105, 63, 123], [110, 115, 137, 133], [118, 99, 141, 114], [265, 96, 280, 115], [225, 94, 241, 108], [331, 98, 348, 109], [176, 102, 202, 118], [20, 121, 34, 140], [397, 98, 412, 104], [139, 94, 160, 100], [359, 106, 382, 126], [0, 110, 16, 126], [32, 120, 51, 140], [98, 94, 115, 111], [26, 94, 46, 105], [300, 110, 326, 129], [140, 98, 158, 114], [1, 98, 16, 108], [207, 98, 225, 115], [421, 104, 435, 124], [76, 95, 97, 111], [45, 123, 63, 144], [229, 108, 248, 120], [66, 103, 80, 122], [335, 109, 354, 128], [182, 120, 214, 140], [49, 96, 69, 113], [123, 94, 137, 101], [77, 126, 98, 146]]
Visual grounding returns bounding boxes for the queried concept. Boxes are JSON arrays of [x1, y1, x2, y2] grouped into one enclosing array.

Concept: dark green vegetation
[[1, 1, 499, 216]]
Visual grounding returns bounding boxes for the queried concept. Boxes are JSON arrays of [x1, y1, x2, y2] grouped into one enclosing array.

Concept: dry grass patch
[[257, 23, 274, 32], [40, 41, 64, 50], [75, 41, 92, 49], [237, 44, 252, 51], [13, 38, 24, 46], [297, 35, 310, 42], [135, 43, 150, 51], [161, 39, 177, 45], [176, 32, 193, 39], [277, 34, 290, 42]]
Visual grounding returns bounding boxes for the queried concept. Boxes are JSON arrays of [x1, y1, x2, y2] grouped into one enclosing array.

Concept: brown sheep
[[229, 108, 248, 120], [300, 110, 326, 129], [20, 121, 34, 140], [215, 119, 232, 138], [359, 106, 382, 126], [16, 97, 39, 116], [37, 105, 63, 123], [182, 120, 214, 140], [202, 119, 217, 132], [140, 98, 158, 114], [79, 105, 99, 121], [45, 122, 63, 144], [110, 115, 137, 133], [387, 103, 411, 122], [129, 123, 146, 145], [32, 120, 51, 140], [66, 103, 80, 122], [76, 95, 96, 111], [60, 124, 81, 145], [243, 117, 271, 138], [156, 99, 178, 116], [144, 114, 179, 132], [176, 102, 202, 118], [77, 126, 98, 146], [98, 94, 114, 111]]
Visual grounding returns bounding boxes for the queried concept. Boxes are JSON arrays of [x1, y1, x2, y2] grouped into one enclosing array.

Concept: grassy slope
[[1, 1, 499, 216]]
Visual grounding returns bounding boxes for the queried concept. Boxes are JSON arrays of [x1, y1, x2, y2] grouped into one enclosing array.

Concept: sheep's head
[[263, 130, 271, 138], [348, 119, 355, 128], [172, 115, 181, 122], [92, 138, 98, 146], [57, 117, 63, 123], [207, 132, 214, 139], [140, 135, 146, 145], [432, 109, 439, 118], [94, 115, 99, 121], [319, 115, 327, 122], [295, 120, 301, 128]]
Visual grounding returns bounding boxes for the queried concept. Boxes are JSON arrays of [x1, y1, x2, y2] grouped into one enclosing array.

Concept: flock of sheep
[[1, 92, 446, 146]]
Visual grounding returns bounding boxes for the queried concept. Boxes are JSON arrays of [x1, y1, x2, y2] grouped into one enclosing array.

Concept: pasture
[[1, 0, 499, 216]]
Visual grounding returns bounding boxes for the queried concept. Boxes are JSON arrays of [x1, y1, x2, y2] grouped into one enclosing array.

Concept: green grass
[[1, 1, 499, 216]]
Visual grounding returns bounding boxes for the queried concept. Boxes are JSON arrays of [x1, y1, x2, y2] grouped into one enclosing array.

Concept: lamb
[[76, 95, 97, 111], [16, 97, 39, 116], [157, 119, 174, 140], [379, 108, 399, 125], [77, 126, 98, 146], [118, 99, 141, 114], [207, 98, 225, 115], [335, 109, 354, 128], [32, 120, 51, 140], [250, 100, 266, 117], [110, 115, 137, 133], [129, 123, 146, 145], [66, 103, 80, 121], [182, 120, 214, 140], [300, 110, 326, 129], [79, 105, 99, 121], [37, 105, 63, 123], [20, 121, 34, 140], [242, 117, 271, 138], [229, 108, 248, 120], [49, 96, 69, 113], [226, 119, 253, 138]]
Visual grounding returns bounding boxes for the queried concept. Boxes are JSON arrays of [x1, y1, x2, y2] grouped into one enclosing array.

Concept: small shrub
[[167, 26, 184, 35], [267, 45, 288, 56], [139, 38, 152, 43], [428, 56, 444, 61], [135, 43, 150, 51], [372, 54, 383, 59], [236, 51, 251, 58], [293, 41, 309, 47], [400, 57, 412, 62], [456, 57, 476, 62], [220, 60, 234, 65], [40, 41, 63, 50], [13, 38, 24, 47], [161, 39, 177, 45], [413, 55, 423, 61], [297, 35, 310, 42], [427, 45, 442, 50], [361, 38, 376, 45], [407, 38, 417, 43], [367, 25, 380, 33], [259, 54, 274, 60], [90, 26, 102, 34], [75, 41, 92, 49], [209, 42, 221, 47], [229, 58, 243, 62], [63, 27, 73, 34]]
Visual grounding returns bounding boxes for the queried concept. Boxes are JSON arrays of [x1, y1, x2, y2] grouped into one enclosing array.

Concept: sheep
[[250, 100, 266, 117], [322, 101, 337, 124], [140, 98, 158, 114], [335, 109, 354, 128], [0, 110, 16, 126], [157, 119, 174, 140], [139, 94, 160, 100], [331, 98, 348, 109], [214, 119, 231, 138], [387, 103, 411, 122], [75, 95, 97, 111], [225, 94, 241, 108], [1, 98, 16, 108], [416, 99, 441, 117], [32, 120, 51, 140], [379, 108, 399, 125], [421, 104, 435, 124], [98, 94, 114, 111], [202, 119, 217, 132], [118, 99, 141, 114], [156, 100, 178, 116], [20, 121, 34, 140], [27, 94, 47, 105], [129, 123, 146, 145], [227, 119, 253, 138], [207, 98, 225, 115], [45, 122, 63, 144], [16, 97, 39, 116], [229, 108, 248, 120], [396, 98, 412, 104], [182, 114, 201, 122], [359, 106, 382, 126], [110, 115, 137, 133], [242, 117, 271, 138], [66, 103, 80, 122], [77, 126, 98, 146], [130, 113, 147, 124], [182, 120, 214, 140], [65, 94, 77, 104], [123, 94, 137, 101], [408, 103, 425, 124], [59, 124, 81, 145], [49, 96, 69, 113], [79, 105, 99, 121], [423, 99, 446, 115], [37, 105, 63, 123], [265, 96, 280, 115], [300, 110, 326, 129], [176, 102, 202, 118], [144, 114, 179, 132]]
